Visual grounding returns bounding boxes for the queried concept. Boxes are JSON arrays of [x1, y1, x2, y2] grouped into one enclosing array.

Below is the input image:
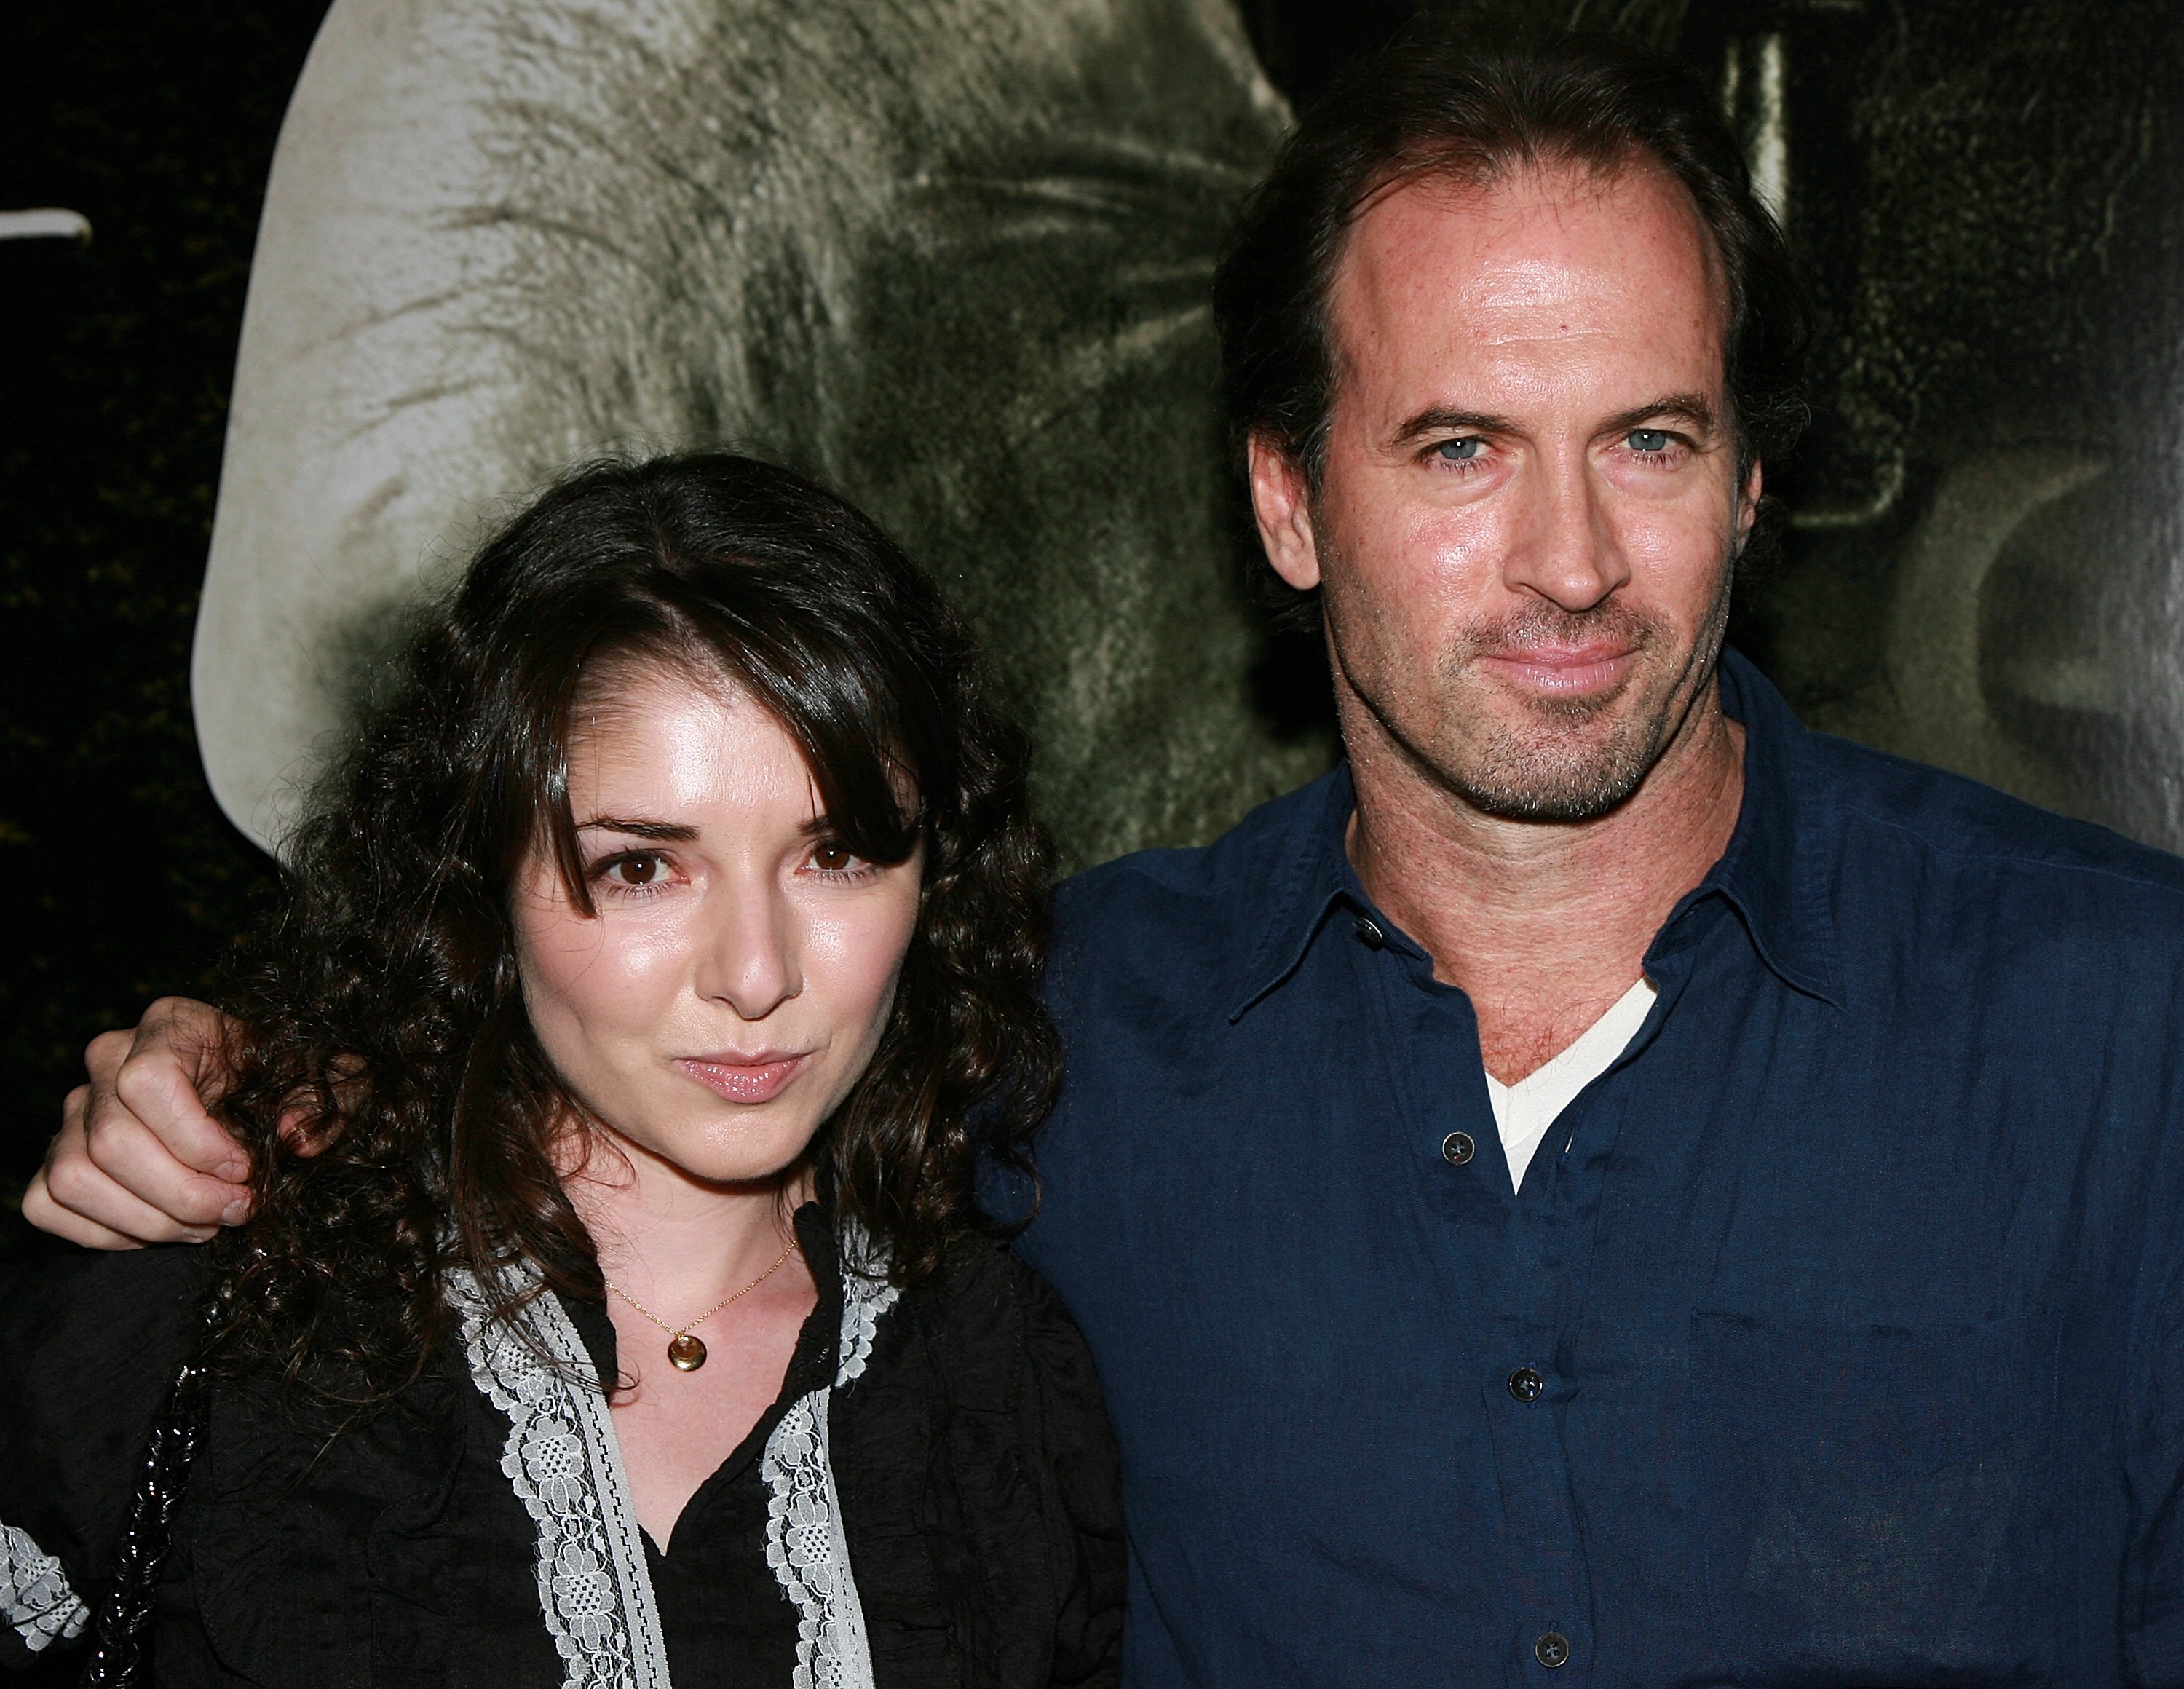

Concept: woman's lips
[[675, 1053, 809, 1104]]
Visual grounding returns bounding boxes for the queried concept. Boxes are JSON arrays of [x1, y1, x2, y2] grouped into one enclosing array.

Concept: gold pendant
[[668, 1333, 708, 1372]]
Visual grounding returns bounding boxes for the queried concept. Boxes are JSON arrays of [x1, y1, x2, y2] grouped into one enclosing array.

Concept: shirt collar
[[1225, 762, 1374, 1023], [1684, 649, 1844, 1005], [1224, 646, 1843, 1021]]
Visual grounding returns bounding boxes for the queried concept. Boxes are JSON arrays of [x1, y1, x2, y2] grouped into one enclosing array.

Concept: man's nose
[[1500, 451, 1630, 612], [693, 874, 802, 1021]]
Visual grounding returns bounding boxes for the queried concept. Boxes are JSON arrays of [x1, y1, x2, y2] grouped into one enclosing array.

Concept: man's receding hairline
[[1293, 149, 1738, 471]]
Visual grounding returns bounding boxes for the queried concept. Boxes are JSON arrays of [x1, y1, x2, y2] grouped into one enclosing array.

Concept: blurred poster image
[[1675, 0, 2184, 853], [191, 0, 1323, 872], [192, 0, 2184, 866]]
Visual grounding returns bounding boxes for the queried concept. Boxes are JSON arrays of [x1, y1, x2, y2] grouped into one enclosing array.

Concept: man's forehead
[[1329, 159, 1727, 360]]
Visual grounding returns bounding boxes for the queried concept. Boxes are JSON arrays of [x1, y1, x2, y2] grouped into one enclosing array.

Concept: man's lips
[[675, 1052, 810, 1105], [1476, 644, 1638, 697]]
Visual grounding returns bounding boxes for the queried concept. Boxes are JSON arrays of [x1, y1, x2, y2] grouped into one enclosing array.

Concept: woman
[[0, 454, 1121, 1687]]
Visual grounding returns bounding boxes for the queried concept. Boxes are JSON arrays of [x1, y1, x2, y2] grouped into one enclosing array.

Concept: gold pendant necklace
[[608, 1237, 799, 1372]]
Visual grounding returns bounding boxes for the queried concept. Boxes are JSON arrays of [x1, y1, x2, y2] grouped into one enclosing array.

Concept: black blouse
[[0, 1209, 1123, 1688]]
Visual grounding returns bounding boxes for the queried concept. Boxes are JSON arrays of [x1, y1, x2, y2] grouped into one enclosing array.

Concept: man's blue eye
[[1628, 429, 1672, 454], [1434, 438, 1483, 462]]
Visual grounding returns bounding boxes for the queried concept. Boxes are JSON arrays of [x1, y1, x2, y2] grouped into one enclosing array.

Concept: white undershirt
[[1483, 977, 1658, 1192]]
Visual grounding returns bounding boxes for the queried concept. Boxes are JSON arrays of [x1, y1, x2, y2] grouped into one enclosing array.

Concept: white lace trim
[[451, 1269, 671, 1689], [450, 1234, 899, 1689], [0, 1521, 89, 1654], [834, 1260, 898, 1391], [761, 1242, 899, 1689]]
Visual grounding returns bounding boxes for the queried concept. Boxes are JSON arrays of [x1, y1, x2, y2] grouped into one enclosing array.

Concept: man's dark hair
[[1214, 9, 1809, 492]]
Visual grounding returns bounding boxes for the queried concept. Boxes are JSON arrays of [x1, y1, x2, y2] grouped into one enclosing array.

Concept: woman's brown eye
[[612, 854, 659, 885], [812, 842, 853, 872]]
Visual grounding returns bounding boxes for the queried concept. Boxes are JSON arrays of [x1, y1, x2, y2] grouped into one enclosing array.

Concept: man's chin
[[1436, 715, 1659, 823], [1460, 776, 1646, 825]]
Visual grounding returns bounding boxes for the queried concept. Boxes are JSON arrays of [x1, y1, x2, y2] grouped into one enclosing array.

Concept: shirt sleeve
[[2123, 1073, 2184, 1686], [0, 1245, 205, 1672]]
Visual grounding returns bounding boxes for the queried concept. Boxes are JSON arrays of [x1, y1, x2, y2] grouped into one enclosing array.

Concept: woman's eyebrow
[[574, 817, 698, 842]]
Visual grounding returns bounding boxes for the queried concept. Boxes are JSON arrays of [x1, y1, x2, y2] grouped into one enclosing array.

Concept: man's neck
[[1346, 684, 1745, 1086]]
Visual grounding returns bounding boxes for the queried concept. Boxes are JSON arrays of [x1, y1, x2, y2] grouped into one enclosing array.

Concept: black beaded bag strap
[[78, 1302, 221, 1689]]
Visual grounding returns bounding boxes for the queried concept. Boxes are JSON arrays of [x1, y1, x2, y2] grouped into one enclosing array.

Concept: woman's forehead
[[556, 644, 919, 843], [569, 647, 740, 727], [566, 664, 822, 819]]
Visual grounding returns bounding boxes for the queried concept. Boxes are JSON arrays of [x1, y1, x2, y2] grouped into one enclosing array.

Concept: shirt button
[[1535, 1631, 1570, 1669], [1508, 1366, 1545, 1403], [1441, 1131, 1475, 1166], [1353, 915, 1385, 949]]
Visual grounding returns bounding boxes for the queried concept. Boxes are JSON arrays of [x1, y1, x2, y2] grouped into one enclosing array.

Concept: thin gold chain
[[608, 1238, 799, 1340]]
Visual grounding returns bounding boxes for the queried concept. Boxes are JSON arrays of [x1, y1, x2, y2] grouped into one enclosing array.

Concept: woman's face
[[511, 662, 922, 1187]]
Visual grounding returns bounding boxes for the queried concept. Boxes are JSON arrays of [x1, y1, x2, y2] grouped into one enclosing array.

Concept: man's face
[[1251, 160, 1758, 822]]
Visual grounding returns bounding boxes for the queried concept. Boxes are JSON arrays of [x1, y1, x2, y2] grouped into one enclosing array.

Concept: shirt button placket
[[1494, 1362, 1581, 1677]]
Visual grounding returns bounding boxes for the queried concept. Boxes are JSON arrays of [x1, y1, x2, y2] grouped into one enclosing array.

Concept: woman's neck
[[554, 1126, 823, 1552], [558, 1128, 812, 1315]]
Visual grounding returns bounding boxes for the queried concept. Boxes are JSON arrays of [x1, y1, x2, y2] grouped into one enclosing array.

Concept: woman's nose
[[692, 878, 802, 1021]]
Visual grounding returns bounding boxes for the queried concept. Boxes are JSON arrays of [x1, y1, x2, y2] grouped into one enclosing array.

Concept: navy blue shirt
[[1010, 650, 2184, 1688]]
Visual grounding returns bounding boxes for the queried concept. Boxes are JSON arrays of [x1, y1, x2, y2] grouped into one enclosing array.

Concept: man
[[28, 18, 2184, 1685]]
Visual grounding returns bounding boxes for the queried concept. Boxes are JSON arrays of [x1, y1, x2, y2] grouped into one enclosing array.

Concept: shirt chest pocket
[[1687, 1310, 2056, 1687]]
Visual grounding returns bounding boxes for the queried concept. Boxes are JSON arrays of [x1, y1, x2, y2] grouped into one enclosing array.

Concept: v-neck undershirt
[[1484, 976, 1657, 1192]]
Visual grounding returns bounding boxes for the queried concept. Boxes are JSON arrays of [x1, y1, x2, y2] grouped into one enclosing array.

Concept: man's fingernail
[[221, 1196, 252, 1225], [215, 1159, 248, 1182]]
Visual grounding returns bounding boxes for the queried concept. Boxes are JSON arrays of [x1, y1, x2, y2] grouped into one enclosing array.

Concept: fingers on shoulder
[[103, 1021, 252, 1179], [138, 994, 232, 1052], [84, 1027, 134, 1078], [71, 1107, 237, 1232], [20, 1171, 137, 1249]]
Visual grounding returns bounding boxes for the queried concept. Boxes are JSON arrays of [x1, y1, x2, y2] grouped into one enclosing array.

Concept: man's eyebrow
[[1390, 406, 1521, 446], [1601, 393, 1722, 438], [574, 818, 698, 842]]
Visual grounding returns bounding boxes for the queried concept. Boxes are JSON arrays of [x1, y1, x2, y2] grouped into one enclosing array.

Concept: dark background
[[2, 3, 328, 1209], [7, 0, 2183, 1202]]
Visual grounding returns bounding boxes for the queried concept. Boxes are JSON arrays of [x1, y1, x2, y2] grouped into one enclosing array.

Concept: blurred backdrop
[[7, 0, 2184, 1200]]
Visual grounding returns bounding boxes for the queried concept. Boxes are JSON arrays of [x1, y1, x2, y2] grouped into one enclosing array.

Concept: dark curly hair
[[205, 451, 1059, 1391], [1214, 11, 1809, 499]]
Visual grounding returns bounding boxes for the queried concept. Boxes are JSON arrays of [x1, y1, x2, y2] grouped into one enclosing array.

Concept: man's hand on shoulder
[[22, 997, 252, 1249]]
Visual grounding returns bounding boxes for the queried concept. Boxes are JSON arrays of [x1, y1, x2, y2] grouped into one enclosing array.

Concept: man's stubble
[[1320, 538, 1738, 826]]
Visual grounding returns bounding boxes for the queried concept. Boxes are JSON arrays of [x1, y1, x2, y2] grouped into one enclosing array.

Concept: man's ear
[[1248, 432, 1324, 592], [1736, 456, 1764, 545]]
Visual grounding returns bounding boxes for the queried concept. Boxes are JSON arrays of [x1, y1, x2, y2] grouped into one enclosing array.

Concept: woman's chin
[[630, 1119, 818, 1192]]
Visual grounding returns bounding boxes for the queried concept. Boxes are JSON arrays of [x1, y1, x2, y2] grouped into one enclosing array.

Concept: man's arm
[[21, 998, 252, 1249]]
